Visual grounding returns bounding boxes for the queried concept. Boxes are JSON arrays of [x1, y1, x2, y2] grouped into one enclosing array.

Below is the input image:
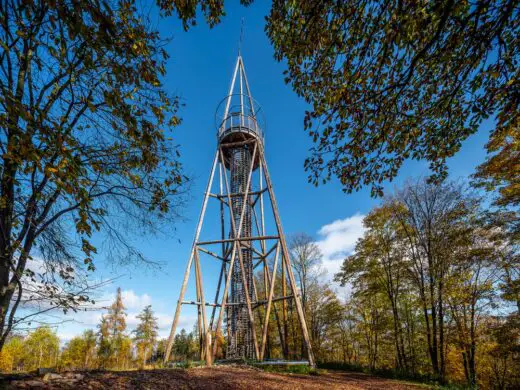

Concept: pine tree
[[107, 288, 127, 337], [105, 288, 127, 368], [134, 305, 159, 366]]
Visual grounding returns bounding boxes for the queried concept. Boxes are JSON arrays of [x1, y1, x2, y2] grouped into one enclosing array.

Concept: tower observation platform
[[216, 81, 265, 171], [218, 109, 262, 143]]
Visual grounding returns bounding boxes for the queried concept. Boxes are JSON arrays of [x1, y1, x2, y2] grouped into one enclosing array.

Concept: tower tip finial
[[238, 18, 244, 56]]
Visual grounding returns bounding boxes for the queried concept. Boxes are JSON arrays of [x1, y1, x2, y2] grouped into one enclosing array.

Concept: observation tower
[[164, 55, 315, 366]]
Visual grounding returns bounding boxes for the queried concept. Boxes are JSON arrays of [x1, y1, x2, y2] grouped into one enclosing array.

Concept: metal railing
[[218, 112, 262, 139]]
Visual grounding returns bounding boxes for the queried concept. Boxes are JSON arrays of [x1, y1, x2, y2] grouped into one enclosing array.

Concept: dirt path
[[4, 366, 427, 389]]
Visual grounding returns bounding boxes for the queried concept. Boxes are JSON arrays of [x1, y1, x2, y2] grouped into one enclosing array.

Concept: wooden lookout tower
[[164, 55, 315, 367]]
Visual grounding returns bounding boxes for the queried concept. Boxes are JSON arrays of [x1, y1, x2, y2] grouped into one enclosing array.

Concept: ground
[[2, 366, 428, 389]]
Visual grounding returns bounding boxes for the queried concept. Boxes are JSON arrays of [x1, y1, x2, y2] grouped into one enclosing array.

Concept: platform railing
[[218, 112, 262, 140]]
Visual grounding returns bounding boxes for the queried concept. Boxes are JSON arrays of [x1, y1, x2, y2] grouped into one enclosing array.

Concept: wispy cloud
[[315, 214, 365, 281]]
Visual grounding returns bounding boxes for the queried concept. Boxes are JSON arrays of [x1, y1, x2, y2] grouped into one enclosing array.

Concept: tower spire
[[238, 18, 244, 55], [221, 55, 256, 134]]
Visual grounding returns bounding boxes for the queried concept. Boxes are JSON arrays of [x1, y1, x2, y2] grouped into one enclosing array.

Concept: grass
[[168, 360, 206, 369], [254, 363, 321, 376]]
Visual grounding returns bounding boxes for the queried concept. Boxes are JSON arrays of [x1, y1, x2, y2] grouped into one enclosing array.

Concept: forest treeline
[[0, 288, 164, 372], [247, 179, 518, 389], [1, 179, 517, 389]]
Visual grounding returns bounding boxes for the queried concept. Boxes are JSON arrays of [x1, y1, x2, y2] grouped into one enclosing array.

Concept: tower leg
[[194, 253, 204, 360], [258, 144, 316, 367], [164, 151, 219, 364], [209, 163, 228, 333], [281, 251, 289, 358], [194, 249, 210, 364], [260, 244, 280, 360]]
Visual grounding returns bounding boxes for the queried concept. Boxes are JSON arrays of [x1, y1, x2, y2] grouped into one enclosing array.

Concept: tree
[[473, 127, 519, 208], [173, 328, 197, 362], [488, 314, 520, 389], [97, 314, 112, 368], [336, 304, 360, 365], [61, 335, 87, 369], [306, 283, 343, 361], [114, 335, 133, 370], [22, 326, 60, 370], [333, 178, 513, 385], [133, 305, 158, 366], [389, 180, 479, 381], [104, 287, 127, 368], [61, 329, 97, 370], [289, 233, 323, 313], [107, 288, 126, 339], [254, 180, 516, 386], [355, 288, 387, 371], [265, 1, 519, 197], [445, 215, 503, 387], [81, 329, 97, 369], [153, 338, 167, 363], [336, 204, 409, 371], [0, 334, 23, 372], [0, 0, 196, 351]]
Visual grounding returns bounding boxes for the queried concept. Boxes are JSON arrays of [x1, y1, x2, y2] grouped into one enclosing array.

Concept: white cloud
[[99, 289, 152, 311], [14, 272, 193, 341], [56, 288, 192, 340], [121, 290, 152, 310], [315, 214, 365, 281]]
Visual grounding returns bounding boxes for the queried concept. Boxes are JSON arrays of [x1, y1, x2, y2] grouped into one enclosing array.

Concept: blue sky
[[25, 2, 492, 341]]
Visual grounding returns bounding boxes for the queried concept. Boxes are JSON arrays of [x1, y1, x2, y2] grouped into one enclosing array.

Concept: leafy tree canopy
[[266, 0, 518, 197], [1, 0, 241, 350]]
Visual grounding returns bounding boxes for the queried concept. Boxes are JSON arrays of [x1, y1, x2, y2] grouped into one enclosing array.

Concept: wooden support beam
[[210, 167, 228, 332], [252, 243, 287, 358], [260, 244, 280, 360], [182, 301, 221, 307], [258, 144, 316, 367], [194, 247, 204, 360], [220, 138, 256, 148], [194, 248, 210, 364], [164, 151, 219, 363], [210, 188, 267, 199], [250, 188, 268, 208], [198, 235, 279, 246], [208, 193, 229, 207], [255, 295, 294, 306], [281, 251, 288, 357], [251, 242, 277, 261], [198, 247, 228, 262]]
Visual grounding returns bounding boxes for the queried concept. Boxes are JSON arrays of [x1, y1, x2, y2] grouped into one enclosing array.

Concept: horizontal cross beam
[[197, 235, 279, 246], [198, 247, 229, 262], [220, 139, 257, 148], [209, 188, 267, 199], [182, 295, 293, 308]]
